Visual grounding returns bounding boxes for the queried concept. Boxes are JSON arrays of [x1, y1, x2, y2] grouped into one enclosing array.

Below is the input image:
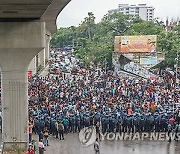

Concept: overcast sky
[[57, 0, 180, 28]]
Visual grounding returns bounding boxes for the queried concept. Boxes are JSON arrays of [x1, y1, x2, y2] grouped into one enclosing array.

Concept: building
[[108, 4, 154, 21]]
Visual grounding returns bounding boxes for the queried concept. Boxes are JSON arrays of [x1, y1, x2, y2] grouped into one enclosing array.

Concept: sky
[[57, 0, 180, 28]]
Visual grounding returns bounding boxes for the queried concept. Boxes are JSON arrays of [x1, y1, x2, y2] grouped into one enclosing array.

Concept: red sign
[[28, 70, 32, 80]]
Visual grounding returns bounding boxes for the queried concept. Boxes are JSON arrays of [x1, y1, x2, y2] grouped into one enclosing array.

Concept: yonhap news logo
[[79, 126, 96, 147], [79, 128, 180, 143]]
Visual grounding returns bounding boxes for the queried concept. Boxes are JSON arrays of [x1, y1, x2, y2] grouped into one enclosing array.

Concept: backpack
[[58, 123, 64, 131]]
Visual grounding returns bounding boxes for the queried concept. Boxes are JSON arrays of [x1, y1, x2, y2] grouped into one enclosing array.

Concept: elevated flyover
[[0, 0, 71, 153]]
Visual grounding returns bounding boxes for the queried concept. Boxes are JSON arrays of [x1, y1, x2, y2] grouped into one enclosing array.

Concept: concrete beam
[[0, 0, 71, 33], [41, 0, 71, 33]]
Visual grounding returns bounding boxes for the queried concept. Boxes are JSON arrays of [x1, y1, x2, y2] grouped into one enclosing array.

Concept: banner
[[140, 57, 158, 65], [114, 35, 157, 53]]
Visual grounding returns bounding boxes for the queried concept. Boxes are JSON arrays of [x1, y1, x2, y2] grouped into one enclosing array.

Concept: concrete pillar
[[0, 21, 46, 153], [38, 49, 46, 68], [28, 56, 37, 75], [45, 33, 51, 63]]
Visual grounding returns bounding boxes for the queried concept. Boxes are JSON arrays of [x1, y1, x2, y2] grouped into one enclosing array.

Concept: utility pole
[[105, 56, 107, 74], [72, 39, 75, 48], [175, 51, 179, 85]]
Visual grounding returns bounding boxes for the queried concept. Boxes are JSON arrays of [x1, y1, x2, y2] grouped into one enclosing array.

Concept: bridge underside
[[0, 0, 71, 153], [0, 0, 70, 33]]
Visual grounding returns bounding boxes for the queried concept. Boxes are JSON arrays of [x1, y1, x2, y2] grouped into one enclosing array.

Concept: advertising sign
[[114, 35, 157, 53], [140, 57, 158, 65]]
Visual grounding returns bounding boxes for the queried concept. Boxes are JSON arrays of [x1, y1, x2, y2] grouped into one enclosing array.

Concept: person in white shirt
[[38, 139, 45, 154]]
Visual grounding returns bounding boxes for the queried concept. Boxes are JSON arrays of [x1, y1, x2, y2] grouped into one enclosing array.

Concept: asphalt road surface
[[0, 133, 180, 154], [35, 133, 180, 154]]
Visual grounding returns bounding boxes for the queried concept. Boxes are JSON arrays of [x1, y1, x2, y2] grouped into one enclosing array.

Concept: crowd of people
[[27, 49, 180, 152], [0, 48, 179, 153]]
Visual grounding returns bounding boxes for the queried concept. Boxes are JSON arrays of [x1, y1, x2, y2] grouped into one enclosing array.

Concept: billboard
[[114, 35, 157, 53], [140, 57, 158, 65]]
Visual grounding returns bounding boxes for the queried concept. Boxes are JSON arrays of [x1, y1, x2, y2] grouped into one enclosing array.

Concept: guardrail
[[1, 142, 27, 154]]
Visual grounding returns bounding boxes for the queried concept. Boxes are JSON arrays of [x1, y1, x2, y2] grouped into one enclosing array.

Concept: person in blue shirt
[[102, 113, 109, 133], [154, 114, 161, 132], [94, 111, 100, 126], [167, 123, 173, 142], [139, 115, 145, 132], [122, 115, 128, 133], [75, 114, 81, 132], [133, 114, 139, 133]]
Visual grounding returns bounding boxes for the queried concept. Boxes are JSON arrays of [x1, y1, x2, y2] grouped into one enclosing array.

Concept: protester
[[96, 122, 101, 140], [39, 131, 44, 142], [58, 121, 65, 140], [38, 139, 45, 154], [26, 48, 180, 146], [94, 138, 100, 154], [26, 143, 35, 154], [43, 127, 49, 146], [28, 122, 34, 143]]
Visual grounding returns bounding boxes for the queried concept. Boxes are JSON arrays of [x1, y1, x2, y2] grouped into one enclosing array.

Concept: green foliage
[[126, 21, 163, 35], [158, 30, 180, 68], [50, 26, 77, 48], [37, 65, 43, 72], [77, 12, 96, 40], [51, 12, 179, 69], [17, 148, 21, 154]]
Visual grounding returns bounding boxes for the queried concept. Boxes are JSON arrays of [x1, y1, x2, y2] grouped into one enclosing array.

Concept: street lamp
[[104, 56, 107, 74], [104, 52, 108, 74], [175, 51, 179, 85]]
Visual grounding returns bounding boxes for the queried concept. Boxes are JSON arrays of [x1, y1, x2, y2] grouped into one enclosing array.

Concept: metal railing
[[2, 141, 27, 154]]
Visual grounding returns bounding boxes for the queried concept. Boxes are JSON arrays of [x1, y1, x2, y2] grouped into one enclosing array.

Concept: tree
[[96, 13, 141, 37], [50, 26, 77, 48], [126, 20, 164, 35], [50, 12, 179, 69], [77, 12, 96, 40]]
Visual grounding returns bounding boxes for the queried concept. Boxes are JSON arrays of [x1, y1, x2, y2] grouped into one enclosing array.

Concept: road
[[0, 133, 180, 154], [34, 133, 180, 154]]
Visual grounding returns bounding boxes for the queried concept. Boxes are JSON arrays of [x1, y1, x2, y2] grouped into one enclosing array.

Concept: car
[[71, 67, 78, 74], [61, 67, 71, 73], [71, 68, 83, 74], [54, 63, 59, 68], [64, 58, 70, 64]]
